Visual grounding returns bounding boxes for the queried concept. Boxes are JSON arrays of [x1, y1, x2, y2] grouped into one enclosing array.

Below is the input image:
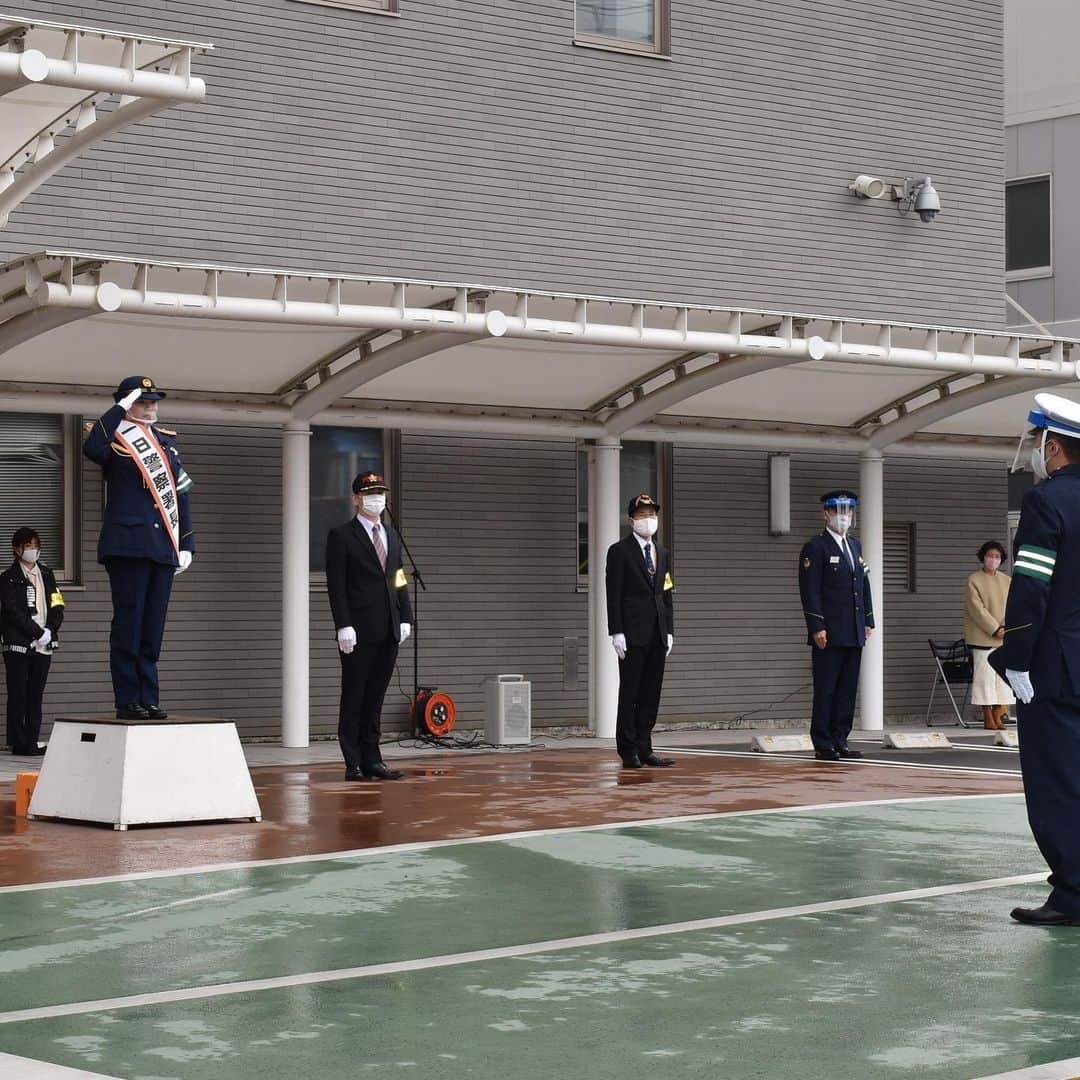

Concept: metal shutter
[[0, 412, 65, 565]]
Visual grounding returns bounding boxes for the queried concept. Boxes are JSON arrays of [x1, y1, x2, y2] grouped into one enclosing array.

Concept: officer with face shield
[[989, 393, 1080, 925], [798, 490, 875, 760], [606, 494, 676, 769]]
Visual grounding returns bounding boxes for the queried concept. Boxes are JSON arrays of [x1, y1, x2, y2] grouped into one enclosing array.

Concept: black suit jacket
[[325, 517, 414, 644], [0, 559, 64, 650], [605, 533, 674, 645]]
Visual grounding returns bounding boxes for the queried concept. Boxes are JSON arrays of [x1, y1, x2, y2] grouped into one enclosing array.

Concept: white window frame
[[574, 0, 671, 58], [290, 0, 399, 16], [1006, 173, 1053, 282]]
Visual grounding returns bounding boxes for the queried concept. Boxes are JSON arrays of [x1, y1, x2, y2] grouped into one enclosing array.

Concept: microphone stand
[[384, 502, 427, 731]]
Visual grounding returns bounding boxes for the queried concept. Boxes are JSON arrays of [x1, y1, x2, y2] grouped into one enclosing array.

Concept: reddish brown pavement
[[0, 749, 1022, 887]]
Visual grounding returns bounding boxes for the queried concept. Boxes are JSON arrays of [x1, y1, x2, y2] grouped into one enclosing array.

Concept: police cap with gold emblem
[[113, 375, 167, 402], [627, 493, 660, 516], [352, 471, 389, 494], [820, 489, 858, 509]]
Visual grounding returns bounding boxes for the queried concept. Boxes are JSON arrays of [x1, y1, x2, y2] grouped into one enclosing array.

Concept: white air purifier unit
[[484, 674, 531, 745]]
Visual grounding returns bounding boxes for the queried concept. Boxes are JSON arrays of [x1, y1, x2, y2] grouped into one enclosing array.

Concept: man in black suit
[[605, 493, 676, 769], [325, 472, 413, 781], [798, 489, 875, 761]]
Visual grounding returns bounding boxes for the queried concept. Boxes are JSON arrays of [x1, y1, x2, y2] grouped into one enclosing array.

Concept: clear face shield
[[824, 499, 856, 534], [1012, 426, 1049, 480]]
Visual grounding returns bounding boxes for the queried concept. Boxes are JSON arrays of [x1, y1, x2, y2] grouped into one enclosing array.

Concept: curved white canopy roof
[[1, 250, 1076, 458], [0, 13, 211, 227]]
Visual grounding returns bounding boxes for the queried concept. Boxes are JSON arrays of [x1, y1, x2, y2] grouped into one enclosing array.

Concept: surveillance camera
[[914, 176, 941, 223], [849, 174, 887, 199]]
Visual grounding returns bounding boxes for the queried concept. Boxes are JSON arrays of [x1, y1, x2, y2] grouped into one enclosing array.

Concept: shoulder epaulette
[[110, 442, 133, 456], [155, 426, 177, 436]]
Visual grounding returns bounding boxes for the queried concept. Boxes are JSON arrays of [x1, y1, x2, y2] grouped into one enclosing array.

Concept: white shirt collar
[[825, 528, 849, 549], [355, 513, 382, 540], [633, 532, 655, 553]]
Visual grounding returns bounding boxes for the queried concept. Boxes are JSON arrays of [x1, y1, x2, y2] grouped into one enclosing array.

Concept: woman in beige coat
[[964, 540, 1014, 729]]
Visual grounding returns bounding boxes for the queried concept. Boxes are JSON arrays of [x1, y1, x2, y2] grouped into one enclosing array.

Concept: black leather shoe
[[621, 756, 643, 769], [814, 749, 840, 761], [116, 704, 149, 720], [144, 705, 169, 720], [362, 763, 404, 780], [1010, 904, 1080, 926], [11, 746, 45, 756], [836, 748, 863, 759], [642, 754, 676, 767], [344, 768, 365, 781]]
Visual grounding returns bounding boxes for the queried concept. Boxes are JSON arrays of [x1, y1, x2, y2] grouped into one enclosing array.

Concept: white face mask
[[361, 494, 387, 516], [828, 513, 852, 534], [632, 516, 658, 539], [18, 547, 40, 564]]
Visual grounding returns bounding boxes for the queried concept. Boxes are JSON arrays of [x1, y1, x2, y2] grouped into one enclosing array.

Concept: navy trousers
[[338, 639, 399, 772], [4, 650, 51, 751], [1018, 697, 1080, 918], [105, 557, 175, 709], [616, 625, 666, 762], [810, 645, 862, 752]]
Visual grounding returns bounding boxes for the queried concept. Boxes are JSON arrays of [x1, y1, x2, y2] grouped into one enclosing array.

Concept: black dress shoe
[[344, 768, 365, 781], [116, 704, 149, 720], [363, 763, 404, 780], [621, 756, 643, 769], [11, 746, 45, 756], [1010, 904, 1080, 926], [642, 754, 676, 767], [836, 747, 863, 759], [143, 705, 169, 720], [814, 748, 840, 761]]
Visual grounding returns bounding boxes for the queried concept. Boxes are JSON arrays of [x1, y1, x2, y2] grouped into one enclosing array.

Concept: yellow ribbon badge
[[663, 572, 674, 592], [393, 568, 408, 589], [49, 590, 65, 607]]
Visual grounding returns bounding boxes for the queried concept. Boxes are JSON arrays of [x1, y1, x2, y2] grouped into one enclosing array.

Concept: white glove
[[1006, 669, 1035, 705], [611, 633, 627, 660], [399, 623, 412, 644], [175, 550, 193, 575], [118, 387, 143, 411], [337, 626, 357, 654], [36, 628, 52, 649], [666, 634, 674, 657]]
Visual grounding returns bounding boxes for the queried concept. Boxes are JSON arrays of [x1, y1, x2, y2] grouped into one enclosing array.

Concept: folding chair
[[925, 638, 975, 727]]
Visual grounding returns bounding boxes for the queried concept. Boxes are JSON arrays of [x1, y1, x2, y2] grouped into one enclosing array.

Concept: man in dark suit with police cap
[[326, 472, 413, 780], [83, 376, 194, 720], [798, 489, 874, 761], [991, 393, 1080, 926], [606, 493, 676, 769]]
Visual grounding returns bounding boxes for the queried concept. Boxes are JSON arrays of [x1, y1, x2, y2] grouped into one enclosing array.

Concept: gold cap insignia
[[141, 377, 152, 388]]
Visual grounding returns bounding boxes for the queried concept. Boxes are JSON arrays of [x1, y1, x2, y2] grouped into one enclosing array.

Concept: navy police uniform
[[606, 494, 675, 767], [990, 394, 1080, 922], [83, 377, 194, 715], [798, 490, 874, 756], [326, 473, 414, 778]]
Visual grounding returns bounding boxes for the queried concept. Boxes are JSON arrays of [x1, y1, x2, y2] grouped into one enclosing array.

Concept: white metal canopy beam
[[0, 15, 211, 227]]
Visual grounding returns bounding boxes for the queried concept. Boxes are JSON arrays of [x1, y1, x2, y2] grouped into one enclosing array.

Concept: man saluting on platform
[[84, 376, 194, 720]]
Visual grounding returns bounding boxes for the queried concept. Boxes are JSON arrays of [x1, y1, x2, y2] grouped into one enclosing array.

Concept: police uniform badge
[[802, 557, 812, 568]]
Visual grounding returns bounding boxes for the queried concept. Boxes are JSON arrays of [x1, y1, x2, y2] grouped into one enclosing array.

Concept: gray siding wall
[[0, 0, 1004, 327], [7, 428, 1005, 739], [1006, 115, 1080, 330], [665, 448, 1008, 725]]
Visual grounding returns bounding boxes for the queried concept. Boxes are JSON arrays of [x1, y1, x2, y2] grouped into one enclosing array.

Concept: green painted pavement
[[1, 886, 1076, 1080], [0, 797, 1039, 1015]]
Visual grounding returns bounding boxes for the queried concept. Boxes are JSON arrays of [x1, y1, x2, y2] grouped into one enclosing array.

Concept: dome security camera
[[849, 174, 887, 199], [914, 176, 941, 223]]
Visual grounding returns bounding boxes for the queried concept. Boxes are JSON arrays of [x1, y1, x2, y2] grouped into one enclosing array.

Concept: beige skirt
[[970, 647, 1015, 706]]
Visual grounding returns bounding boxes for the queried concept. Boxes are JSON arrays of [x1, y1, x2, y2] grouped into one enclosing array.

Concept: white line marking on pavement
[[0, 871, 1044, 1026], [971, 1056, 1080, 1080], [0, 1052, 122, 1078], [116, 887, 250, 920], [0, 793, 1025, 896]]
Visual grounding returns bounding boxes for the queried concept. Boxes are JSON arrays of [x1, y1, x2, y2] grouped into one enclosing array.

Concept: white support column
[[589, 437, 621, 738], [282, 421, 312, 747], [857, 449, 884, 731]]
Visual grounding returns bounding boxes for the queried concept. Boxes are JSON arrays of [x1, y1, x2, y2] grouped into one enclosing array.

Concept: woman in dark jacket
[[0, 527, 64, 755]]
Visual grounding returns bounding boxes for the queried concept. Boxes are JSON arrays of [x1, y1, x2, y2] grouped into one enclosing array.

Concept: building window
[[1006, 176, 1052, 278], [0, 413, 78, 582], [577, 440, 663, 579], [575, 0, 670, 55], [883, 522, 916, 593], [290, 0, 398, 14], [310, 426, 388, 574]]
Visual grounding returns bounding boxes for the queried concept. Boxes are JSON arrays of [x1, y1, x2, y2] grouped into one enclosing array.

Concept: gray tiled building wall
[[21, 427, 1006, 740], [0, 0, 1004, 326]]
